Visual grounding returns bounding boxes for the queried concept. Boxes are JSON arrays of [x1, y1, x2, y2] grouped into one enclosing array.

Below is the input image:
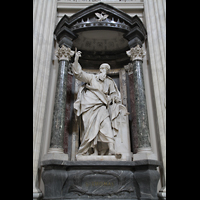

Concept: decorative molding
[[126, 44, 146, 61], [48, 147, 64, 154], [95, 12, 109, 22], [124, 63, 133, 75], [55, 2, 145, 33], [54, 2, 147, 68], [70, 16, 130, 32], [68, 170, 134, 196], [56, 45, 75, 61], [57, 1, 144, 11]]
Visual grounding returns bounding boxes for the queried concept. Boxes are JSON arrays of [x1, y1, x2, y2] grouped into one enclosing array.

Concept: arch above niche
[[54, 2, 147, 69]]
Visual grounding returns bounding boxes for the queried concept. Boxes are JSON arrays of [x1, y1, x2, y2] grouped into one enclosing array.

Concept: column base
[[133, 147, 157, 161], [42, 148, 68, 162], [33, 192, 42, 200], [157, 186, 166, 200]]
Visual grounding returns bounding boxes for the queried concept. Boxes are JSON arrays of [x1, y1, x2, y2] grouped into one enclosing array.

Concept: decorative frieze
[[126, 44, 146, 61], [56, 45, 75, 61]]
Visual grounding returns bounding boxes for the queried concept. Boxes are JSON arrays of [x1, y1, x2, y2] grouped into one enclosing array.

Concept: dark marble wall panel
[[132, 61, 151, 148], [64, 73, 73, 154], [50, 60, 69, 149], [128, 74, 138, 154]]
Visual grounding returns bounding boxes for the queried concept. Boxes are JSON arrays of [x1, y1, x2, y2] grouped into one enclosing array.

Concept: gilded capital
[[56, 45, 75, 61], [126, 45, 146, 61]]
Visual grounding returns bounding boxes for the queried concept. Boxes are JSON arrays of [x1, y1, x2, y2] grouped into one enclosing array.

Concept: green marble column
[[49, 45, 74, 153], [126, 45, 151, 150], [132, 60, 151, 148]]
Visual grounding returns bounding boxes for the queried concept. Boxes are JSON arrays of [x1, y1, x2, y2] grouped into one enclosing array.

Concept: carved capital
[[126, 45, 146, 61], [56, 45, 75, 61], [124, 63, 134, 75]]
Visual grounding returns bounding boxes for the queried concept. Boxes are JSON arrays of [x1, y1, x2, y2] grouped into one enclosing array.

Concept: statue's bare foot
[[108, 143, 115, 155], [108, 148, 115, 155], [90, 147, 98, 156]]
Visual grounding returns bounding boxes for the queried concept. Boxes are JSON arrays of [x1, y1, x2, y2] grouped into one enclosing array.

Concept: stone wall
[[33, 0, 166, 198], [33, 0, 57, 198]]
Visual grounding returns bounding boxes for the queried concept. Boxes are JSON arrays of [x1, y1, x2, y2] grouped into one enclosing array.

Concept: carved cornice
[[54, 2, 147, 41], [54, 2, 147, 66], [71, 17, 130, 33], [56, 45, 75, 61], [126, 45, 146, 61]]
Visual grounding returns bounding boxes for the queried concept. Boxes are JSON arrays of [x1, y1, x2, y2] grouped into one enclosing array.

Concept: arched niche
[[54, 2, 147, 69]]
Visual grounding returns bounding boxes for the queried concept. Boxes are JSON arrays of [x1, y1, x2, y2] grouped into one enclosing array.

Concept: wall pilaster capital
[[124, 63, 134, 75], [126, 45, 146, 62], [56, 45, 75, 61]]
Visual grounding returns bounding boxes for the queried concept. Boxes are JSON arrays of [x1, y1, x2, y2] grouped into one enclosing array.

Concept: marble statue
[[72, 50, 129, 158]]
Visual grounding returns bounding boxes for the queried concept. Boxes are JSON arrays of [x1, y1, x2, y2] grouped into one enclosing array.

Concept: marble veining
[[50, 60, 69, 149], [132, 60, 151, 148], [64, 73, 73, 154], [128, 73, 138, 154]]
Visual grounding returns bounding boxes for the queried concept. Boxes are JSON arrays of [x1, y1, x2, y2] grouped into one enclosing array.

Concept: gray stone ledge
[[41, 159, 160, 168], [43, 198, 158, 200]]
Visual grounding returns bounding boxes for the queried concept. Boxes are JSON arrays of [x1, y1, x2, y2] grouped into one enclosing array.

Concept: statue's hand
[[75, 51, 82, 60]]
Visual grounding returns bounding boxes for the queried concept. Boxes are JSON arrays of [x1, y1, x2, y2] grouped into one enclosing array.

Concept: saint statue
[[72, 50, 127, 156]]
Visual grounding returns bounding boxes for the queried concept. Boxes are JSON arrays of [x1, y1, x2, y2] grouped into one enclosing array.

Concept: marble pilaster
[[33, 0, 57, 198], [126, 45, 156, 160], [144, 0, 166, 192]]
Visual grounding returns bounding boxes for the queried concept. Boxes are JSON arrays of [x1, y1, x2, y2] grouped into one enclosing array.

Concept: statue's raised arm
[[72, 50, 93, 83]]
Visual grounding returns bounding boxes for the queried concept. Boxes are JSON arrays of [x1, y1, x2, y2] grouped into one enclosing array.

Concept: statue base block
[[76, 153, 133, 161], [41, 160, 160, 200]]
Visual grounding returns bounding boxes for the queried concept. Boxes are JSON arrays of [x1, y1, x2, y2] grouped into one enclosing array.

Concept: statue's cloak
[[74, 76, 120, 155]]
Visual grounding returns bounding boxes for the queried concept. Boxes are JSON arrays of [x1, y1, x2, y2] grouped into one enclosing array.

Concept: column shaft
[[126, 45, 156, 160], [50, 60, 69, 150], [132, 60, 151, 149], [44, 45, 75, 154]]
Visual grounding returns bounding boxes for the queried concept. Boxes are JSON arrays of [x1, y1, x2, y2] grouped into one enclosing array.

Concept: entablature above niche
[[54, 2, 147, 69], [71, 14, 130, 33], [54, 2, 147, 41]]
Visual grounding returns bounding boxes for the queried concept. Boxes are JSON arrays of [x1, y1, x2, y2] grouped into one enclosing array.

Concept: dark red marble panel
[[64, 74, 73, 153], [128, 74, 138, 154]]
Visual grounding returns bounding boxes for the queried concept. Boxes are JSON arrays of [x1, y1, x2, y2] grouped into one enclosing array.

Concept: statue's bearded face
[[99, 63, 110, 81], [99, 65, 107, 81]]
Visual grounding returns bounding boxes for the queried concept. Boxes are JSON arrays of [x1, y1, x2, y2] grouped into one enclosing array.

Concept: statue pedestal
[[76, 153, 133, 161], [41, 160, 160, 200]]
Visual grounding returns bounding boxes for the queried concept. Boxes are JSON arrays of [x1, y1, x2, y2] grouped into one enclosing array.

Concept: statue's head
[[99, 63, 110, 74]]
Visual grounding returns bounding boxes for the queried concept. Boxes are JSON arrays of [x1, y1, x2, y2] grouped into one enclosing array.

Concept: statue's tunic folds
[[73, 63, 120, 155]]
